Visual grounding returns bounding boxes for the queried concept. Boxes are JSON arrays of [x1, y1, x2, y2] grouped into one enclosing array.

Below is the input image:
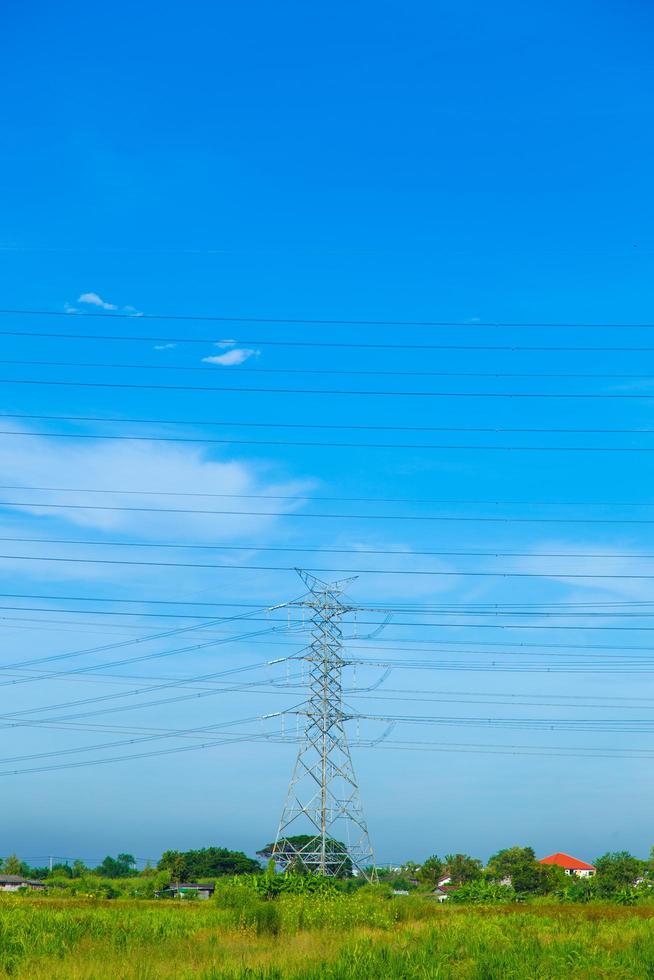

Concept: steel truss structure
[[272, 571, 376, 880]]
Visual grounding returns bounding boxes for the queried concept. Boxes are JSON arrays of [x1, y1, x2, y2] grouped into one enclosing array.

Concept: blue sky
[[0, 0, 654, 868]]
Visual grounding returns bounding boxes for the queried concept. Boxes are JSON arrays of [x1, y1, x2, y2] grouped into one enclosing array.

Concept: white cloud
[[78, 292, 118, 311], [203, 348, 259, 367], [508, 539, 654, 602], [0, 424, 312, 541], [153, 343, 177, 351], [76, 293, 142, 316], [215, 340, 237, 349]]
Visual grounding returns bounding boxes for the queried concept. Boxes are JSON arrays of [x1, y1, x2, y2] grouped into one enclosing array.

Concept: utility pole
[[271, 571, 376, 880]]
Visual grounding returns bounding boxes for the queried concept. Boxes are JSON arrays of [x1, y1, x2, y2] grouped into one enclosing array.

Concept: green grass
[[3, 894, 654, 978]]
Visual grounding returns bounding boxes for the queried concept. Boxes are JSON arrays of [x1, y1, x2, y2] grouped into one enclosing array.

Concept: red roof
[[539, 852, 596, 871]]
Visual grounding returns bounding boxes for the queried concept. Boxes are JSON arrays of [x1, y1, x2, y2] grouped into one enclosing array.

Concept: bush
[[448, 880, 516, 904]]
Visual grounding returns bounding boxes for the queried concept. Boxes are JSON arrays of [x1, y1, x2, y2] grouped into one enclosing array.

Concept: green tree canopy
[[594, 852, 644, 894], [95, 854, 137, 878], [2, 854, 28, 877], [417, 855, 444, 887], [486, 846, 547, 893], [157, 847, 260, 880], [71, 859, 89, 879], [49, 863, 73, 879], [444, 853, 483, 885]]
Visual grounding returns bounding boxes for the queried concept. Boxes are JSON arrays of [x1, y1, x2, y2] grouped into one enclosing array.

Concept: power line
[[0, 626, 289, 695], [358, 740, 654, 761], [4, 428, 654, 452], [7, 550, 654, 581], [5, 307, 654, 328], [0, 601, 283, 674], [0, 712, 272, 767], [3, 481, 654, 509], [4, 410, 654, 436], [0, 730, 275, 778], [3, 589, 654, 613], [5, 532, 654, 562], [6, 356, 654, 381], [7, 497, 654, 523], [4, 376, 654, 399], [5, 327, 654, 351]]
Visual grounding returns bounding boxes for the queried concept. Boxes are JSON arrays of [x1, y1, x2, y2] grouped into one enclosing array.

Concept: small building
[[431, 884, 459, 903], [0, 875, 45, 892], [539, 853, 596, 877], [156, 882, 215, 900]]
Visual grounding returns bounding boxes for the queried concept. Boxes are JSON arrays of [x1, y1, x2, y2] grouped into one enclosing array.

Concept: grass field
[[3, 893, 654, 978]]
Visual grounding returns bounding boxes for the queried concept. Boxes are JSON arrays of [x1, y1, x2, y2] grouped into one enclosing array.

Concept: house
[[156, 882, 215, 900], [430, 884, 459, 903], [0, 875, 45, 892], [539, 853, 596, 878]]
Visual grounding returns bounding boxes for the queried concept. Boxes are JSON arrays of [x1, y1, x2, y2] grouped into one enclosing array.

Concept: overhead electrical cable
[[4, 481, 654, 508], [0, 600, 292, 674], [6, 356, 654, 381], [5, 377, 654, 399], [3, 429, 654, 452], [4, 411, 654, 436], [4, 589, 654, 614], [4, 329, 654, 352], [7, 551, 654, 581], [7, 497, 654, 523], [5, 533, 654, 562], [6, 306, 654, 327]]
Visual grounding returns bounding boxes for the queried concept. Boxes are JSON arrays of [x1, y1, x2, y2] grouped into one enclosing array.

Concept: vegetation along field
[[4, 889, 654, 978]]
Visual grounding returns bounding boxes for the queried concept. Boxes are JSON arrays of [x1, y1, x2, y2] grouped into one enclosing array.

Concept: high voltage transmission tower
[[271, 571, 376, 880]]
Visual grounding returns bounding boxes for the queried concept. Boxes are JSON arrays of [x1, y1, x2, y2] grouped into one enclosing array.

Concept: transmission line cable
[[3, 410, 654, 436], [6, 306, 654, 326]]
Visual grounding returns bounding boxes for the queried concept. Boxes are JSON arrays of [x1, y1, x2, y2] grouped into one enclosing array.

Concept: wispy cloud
[[153, 343, 177, 351], [78, 292, 118, 311], [203, 348, 259, 367], [76, 292, 142, 316], [0, 422, 314, 557]]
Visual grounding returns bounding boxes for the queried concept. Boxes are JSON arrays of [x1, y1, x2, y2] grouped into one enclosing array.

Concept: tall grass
[[3, 893, 654, 977]]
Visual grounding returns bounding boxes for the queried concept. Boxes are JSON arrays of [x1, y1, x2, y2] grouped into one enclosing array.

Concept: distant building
[[430, 883, 460, 902], [156, 882, 215, 900], [539, 853, 596, 877], [0, 875, 45, 892]]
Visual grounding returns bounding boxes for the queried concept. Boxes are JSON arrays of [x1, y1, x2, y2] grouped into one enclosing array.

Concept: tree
[[48, 863, 73, 879], [594, 852, 644, 895], [444, 853, 483, 885], [95, 854, 138, 878], [485, 846, 547, 894], [417, 855, 444, 887], [27, 867, 49, 880], [71, 859, 89, 878], [2, 854, 27, 876], [157, 847, 260, 880], [158, 850, 188, 881]]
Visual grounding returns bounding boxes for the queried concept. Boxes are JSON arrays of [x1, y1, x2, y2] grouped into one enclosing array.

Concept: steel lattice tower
[[271, 571, 376, 880]]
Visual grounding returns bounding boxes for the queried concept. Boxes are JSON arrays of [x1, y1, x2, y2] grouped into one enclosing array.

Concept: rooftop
[[0, 875, 44, 886], [539, 853, 596, 872]]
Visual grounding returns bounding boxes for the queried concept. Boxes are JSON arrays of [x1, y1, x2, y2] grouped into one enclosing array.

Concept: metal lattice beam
[[271, 572, 376, 880]]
